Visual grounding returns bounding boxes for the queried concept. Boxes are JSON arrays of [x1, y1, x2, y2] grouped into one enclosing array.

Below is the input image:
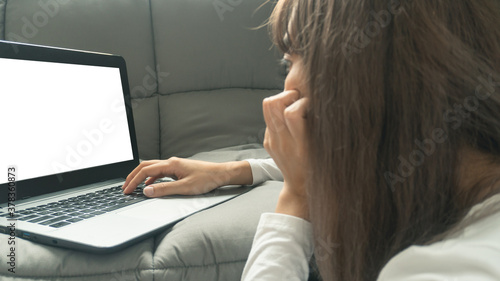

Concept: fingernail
[[143, 186, 154, 197]]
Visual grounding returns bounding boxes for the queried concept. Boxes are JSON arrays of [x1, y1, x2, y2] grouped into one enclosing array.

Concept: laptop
[[0, 40, 250, 253]]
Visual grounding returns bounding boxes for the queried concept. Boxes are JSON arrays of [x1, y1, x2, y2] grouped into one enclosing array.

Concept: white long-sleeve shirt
[[242, 194, 500, 281], [241, 213, 314, 281], [246, 158, 283, 185]]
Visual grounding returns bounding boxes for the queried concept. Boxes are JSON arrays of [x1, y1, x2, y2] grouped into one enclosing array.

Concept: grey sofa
[[0, 0, 286, 280]]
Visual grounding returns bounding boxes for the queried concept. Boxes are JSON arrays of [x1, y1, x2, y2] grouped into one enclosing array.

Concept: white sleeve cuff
[[246, 158, 283, 185]]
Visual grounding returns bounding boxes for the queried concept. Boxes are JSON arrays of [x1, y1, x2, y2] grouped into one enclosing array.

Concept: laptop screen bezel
[[0, 40, 140, 203]]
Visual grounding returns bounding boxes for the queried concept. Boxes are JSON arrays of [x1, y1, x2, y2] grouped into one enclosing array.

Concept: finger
[[279, 90, 301, 106], [122, 160, 160, 190], [263, 90, 300, 133], [145, 176, 159, 185], [263, 91, 302, 156], [284, 97, 309, 139], [142, 180, 185, 197], [263, 90, 300, 130], [263, 127, 272, 155], [142, 178, 215, 197], [123, 162, 170, 194]]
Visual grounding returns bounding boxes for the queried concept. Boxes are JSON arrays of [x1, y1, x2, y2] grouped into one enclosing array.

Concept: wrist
[[216, 161, 253, 186], [275, 183, 309, 220]]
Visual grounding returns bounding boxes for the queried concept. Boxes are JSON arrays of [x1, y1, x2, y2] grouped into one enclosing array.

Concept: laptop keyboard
[[0, 184, 149, 228]]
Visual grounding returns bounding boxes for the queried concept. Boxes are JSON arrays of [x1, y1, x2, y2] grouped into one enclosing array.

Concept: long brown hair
[[269, 0, 500, 280]]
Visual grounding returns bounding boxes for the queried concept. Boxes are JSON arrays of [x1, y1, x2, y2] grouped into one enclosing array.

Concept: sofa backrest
[[0, 0, 283, 159]]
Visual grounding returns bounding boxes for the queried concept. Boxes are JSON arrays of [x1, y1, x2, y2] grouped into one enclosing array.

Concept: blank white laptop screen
[[0, 57, 134, 184]]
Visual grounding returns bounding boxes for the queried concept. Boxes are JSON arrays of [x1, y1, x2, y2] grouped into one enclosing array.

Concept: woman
[[242, 0, 500, 280]]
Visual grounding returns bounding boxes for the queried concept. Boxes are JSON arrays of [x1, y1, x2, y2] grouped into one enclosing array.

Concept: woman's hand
[[263, 90, 309, 220], [121, 158, 252, 197]]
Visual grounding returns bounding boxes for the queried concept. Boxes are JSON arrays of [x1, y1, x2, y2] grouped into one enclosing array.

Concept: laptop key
[[19, 186, 148, 225], [28, 216, 54, 223], [4, 213, 23, 219], [39, 216, 71, 226], [50, 221, 71, 228], [78, 214, 95, 219], [18, 215, 39, 221], [102, 198, 147, 212]]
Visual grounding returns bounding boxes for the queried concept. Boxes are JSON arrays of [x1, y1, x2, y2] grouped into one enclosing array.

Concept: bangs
[[269, 0, 304, 54]]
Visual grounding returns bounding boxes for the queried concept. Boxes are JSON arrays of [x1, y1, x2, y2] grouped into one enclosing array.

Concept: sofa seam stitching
[[2, 0, 7, 39], [0, 259, 248, 279], [158, 87, 283, 97], [147, 0, 161, 161], [153, 258, 248, 270], [130, 87, 282, 100]]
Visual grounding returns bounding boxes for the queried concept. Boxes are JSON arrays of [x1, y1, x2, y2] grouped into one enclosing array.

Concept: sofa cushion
[[153, 180, 281, 280], [151, 0, 283, 94], [160, 89, 276, 158], [151, 0, 284, 158], [132, 96, 161, 160]]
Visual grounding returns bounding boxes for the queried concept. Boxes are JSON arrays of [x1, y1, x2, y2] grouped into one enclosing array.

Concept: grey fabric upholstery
[[0, 0, 285, 280], [0, 0, 5, 37], [151, 0, 284, 157], [159, 89, 273, 158]]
